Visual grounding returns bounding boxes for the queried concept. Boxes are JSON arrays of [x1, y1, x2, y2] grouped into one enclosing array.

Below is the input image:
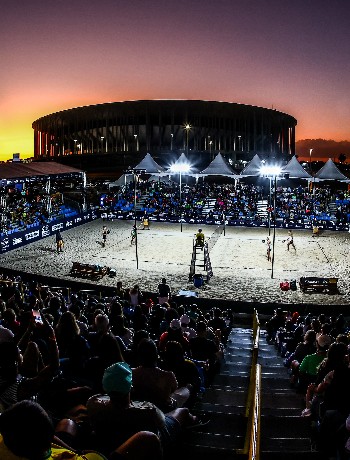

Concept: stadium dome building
[[32, 99, 297, 172]]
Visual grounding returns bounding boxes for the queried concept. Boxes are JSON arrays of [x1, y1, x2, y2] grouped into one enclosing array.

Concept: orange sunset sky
[[1, 0, 349, 163]]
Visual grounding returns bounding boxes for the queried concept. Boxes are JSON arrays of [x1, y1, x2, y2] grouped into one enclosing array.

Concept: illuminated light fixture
[[260, 165, 282, 177], [184, 123, 191, 154], [259, 164, 282, 279], [170, 162, 191, 232]]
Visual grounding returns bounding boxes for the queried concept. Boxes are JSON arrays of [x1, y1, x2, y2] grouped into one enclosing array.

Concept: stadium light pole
[[126, 168, 146, 269], [134, 134, 139, 151], [170, 163, 191, 232], [309, 148, 313, 172], [185, 124, 191, 156], [260, 165, 282, 278]]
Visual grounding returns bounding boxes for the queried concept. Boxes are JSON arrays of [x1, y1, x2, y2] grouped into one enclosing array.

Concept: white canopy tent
[[239, 154, 263, 177], [147, 174, 175, 184], [199, 152, 240, 178], [314, 158, 349, 182], [108, 174, 134, 188], [133, 152, 165, 175], [281, 155, 312, 179]]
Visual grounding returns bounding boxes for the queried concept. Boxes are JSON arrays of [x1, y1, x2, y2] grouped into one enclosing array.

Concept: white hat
[[170, 319, 181, 330], [317, 334, 332, 349]]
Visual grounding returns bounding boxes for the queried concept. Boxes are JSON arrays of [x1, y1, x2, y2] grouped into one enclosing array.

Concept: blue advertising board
[[0, 210, 98, 254]]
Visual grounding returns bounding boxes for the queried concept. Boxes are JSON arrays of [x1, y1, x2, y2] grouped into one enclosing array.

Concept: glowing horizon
[[1, 0, 349, 162]]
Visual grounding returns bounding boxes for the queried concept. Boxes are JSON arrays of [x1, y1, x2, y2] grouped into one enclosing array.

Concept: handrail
[[236, 309, 261, 460], [248, 364, 261, 460]]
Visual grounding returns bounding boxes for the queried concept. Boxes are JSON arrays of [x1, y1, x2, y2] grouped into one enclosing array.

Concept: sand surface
[[1, 219, 350, 306]]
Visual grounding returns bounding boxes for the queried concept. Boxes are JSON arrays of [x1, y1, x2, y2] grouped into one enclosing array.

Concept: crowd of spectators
[[0, 272, 232, 459], [0, 178, 85, 235], [2, 175, 350, 236], [1, 263, 350, 458], [265, 308, 350, 459], [100, 179, 350, 230]]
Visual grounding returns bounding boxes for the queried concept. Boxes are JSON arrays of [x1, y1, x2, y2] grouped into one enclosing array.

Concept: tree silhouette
[[338, 153, 347, 163]]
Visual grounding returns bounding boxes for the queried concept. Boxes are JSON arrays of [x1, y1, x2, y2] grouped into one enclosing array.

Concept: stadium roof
[[0, 161, 84, 180]]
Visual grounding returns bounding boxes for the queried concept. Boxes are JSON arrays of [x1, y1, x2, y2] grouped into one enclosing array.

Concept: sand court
[[1, 219, 350, 306]]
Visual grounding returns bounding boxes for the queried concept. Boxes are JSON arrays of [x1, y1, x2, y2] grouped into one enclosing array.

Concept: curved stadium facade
[[33, 99, 297, 169]]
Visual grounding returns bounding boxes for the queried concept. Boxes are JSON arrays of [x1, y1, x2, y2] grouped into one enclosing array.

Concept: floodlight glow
[[260, 165, 282, 176], [170, 163, 191, 173]]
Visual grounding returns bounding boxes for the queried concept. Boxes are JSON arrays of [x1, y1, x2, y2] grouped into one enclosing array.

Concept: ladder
[[189, 239, 213, 282]]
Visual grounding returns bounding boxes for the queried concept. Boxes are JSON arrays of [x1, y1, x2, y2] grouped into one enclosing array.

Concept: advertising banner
[[0, 210, 97, 254]]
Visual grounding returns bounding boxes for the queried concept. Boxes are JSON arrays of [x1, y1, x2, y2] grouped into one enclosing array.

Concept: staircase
[[327, 201, 338, 216], [173, 316, 324, 460], [256, 200, 269, 219], [135, 193, 149, 212], [258, 330, 321, 459], [177, 326, 253, 459], [201, 198, 217, 217]]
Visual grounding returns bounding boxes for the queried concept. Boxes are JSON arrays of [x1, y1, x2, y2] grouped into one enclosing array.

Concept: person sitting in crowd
[[265, 308, 286, 344], [310, 343, 350, 459], [161, 340, 203, 408], [188, 321, 222, 387], [0, 312, 59, 412], [285, 329, 317, 385], [275, 319, 296, 357], [158, 319, 190, 355], [302, 341, 348, 418], [55, 311, 91, 383], [131, 338, 192, 411], [180, 314, 197, 339], [207, 307, 230, 346], [296, 334, 333, 393], [0, 399, 163, 460], [85, 314, 126, 392], [86, 361, 208, 457]]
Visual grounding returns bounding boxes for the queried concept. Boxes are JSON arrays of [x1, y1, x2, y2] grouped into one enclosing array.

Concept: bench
[[299, 276, 338, 294], [70, 262, 109, 280]]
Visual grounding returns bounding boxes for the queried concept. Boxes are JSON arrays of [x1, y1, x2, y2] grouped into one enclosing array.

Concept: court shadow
[[39, 246, 57, 253]]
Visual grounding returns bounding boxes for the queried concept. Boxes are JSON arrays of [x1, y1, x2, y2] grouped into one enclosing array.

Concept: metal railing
[[236, 309, 261, 460]]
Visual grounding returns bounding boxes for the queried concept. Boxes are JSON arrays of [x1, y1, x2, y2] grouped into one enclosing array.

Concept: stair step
[[201, 388, 247, 406], [198, 402, 246, 415], [261, 415, 313, 437], [221, 362, 252, 376], [260, 436, 314, 452], [262, 392, 304, 409], [261, 377, 297, 392], [213, 374, 249, 388], [181, 431, 245, 450], [262, 407, 304, 416], [261, 452, 322, 460], [225, 349, 253, 359]]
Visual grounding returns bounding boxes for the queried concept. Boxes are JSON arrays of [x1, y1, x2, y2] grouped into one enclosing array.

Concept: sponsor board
[[0, 212, 95, 253]]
